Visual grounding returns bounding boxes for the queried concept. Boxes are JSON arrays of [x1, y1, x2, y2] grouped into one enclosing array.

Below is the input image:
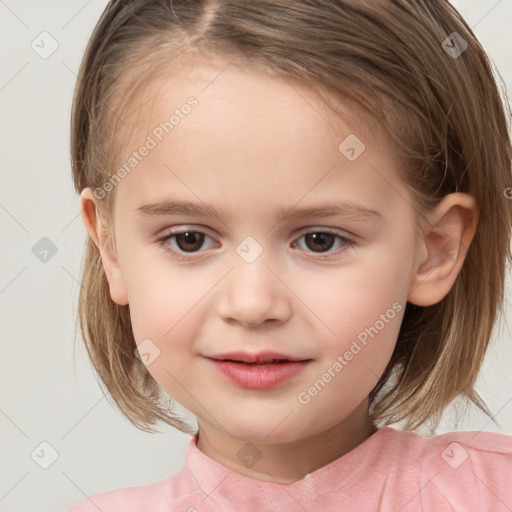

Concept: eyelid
[[156, 226, 219, 248], [294, 225, 354, 238], [157, 226, 353, 244], [157, 224, 217, 240], [156, 225, 356, 261], [158, 224, 355, 239]]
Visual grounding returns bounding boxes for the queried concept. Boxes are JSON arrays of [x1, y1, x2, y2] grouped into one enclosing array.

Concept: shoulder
[[421, 428, 512, 472], [379, 427, 512, 512], [376, 425, 512, 461], [63, 471, 204, 512]]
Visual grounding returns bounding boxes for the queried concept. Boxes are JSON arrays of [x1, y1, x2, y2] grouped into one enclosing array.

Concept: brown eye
[[303, 232, 336, 253], [173, 231, 206, 252], [294, 231, 355, 258], [157, 229, 217, 261]]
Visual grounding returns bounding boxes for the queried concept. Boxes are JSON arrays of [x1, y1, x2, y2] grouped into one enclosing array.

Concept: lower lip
[[208, 359, 310, 389]]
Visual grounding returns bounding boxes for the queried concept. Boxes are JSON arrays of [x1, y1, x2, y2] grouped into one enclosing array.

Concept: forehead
[[118, 51, 378, 158], [111, 55, 410, 222]]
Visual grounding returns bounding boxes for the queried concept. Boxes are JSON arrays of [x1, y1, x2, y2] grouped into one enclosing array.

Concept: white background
[[0, 1, 511, 511]]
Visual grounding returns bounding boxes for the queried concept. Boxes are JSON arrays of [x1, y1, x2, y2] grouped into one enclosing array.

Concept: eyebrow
[[136, 199, 383, 224]]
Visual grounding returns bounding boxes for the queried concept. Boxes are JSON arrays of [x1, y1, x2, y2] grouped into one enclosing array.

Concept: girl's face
[[96, 56, 423, 444]]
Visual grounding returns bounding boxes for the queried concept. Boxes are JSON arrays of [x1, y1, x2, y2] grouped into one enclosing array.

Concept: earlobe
[[407, 192, 478, 307], [79, 188, 129, 306]]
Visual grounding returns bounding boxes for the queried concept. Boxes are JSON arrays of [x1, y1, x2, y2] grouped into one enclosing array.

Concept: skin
[[80, 54, 478, 483]]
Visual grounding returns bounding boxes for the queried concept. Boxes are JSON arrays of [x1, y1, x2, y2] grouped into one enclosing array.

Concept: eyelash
[[156, 227, 356, 261]]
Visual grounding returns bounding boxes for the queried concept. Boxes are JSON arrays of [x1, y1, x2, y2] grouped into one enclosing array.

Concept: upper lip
[[206, 350, 310, 363]]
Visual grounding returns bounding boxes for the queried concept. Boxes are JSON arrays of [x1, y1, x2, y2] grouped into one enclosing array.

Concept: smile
[[206, 358, 311, 389]]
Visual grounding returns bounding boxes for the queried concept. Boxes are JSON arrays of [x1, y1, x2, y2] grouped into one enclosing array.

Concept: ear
[[79, 188, 129, 306], [407, 192, 478, 307]]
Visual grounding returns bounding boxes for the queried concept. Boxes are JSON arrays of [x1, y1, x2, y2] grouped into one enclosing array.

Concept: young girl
[[66, 0, 512, 510]]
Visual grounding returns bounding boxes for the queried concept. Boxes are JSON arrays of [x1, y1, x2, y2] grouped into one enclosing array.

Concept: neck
[[195, 400, 376, 483]]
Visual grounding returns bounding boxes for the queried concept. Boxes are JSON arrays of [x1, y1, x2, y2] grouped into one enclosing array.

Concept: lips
[[219, 358, 290, 366], [205, 350, 312, 389], [208, 359, 310, 389], [207, 350, 309, 364]]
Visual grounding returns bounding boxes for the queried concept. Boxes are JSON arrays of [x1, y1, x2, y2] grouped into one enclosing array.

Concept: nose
[[216, 251, 292, 328]]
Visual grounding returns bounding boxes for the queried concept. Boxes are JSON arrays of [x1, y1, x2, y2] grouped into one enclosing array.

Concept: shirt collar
[[183, 426, 392, 506]]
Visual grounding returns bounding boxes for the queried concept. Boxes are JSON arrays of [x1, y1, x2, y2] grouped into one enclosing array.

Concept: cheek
[[118, 239, 194, 329], [117, 251, 192, 356], [126, 272, 208, 402], [297, 274, 404, 429], [303, 247, 408, 340], [296, 243, 408, 394], [127, 273, 202, 346]]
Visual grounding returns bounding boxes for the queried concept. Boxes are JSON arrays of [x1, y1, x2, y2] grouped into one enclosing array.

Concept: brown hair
[[71, 0, 512, 433]]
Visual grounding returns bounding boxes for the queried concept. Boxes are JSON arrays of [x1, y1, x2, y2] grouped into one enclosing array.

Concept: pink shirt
[[65, 426, 512, 511]]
